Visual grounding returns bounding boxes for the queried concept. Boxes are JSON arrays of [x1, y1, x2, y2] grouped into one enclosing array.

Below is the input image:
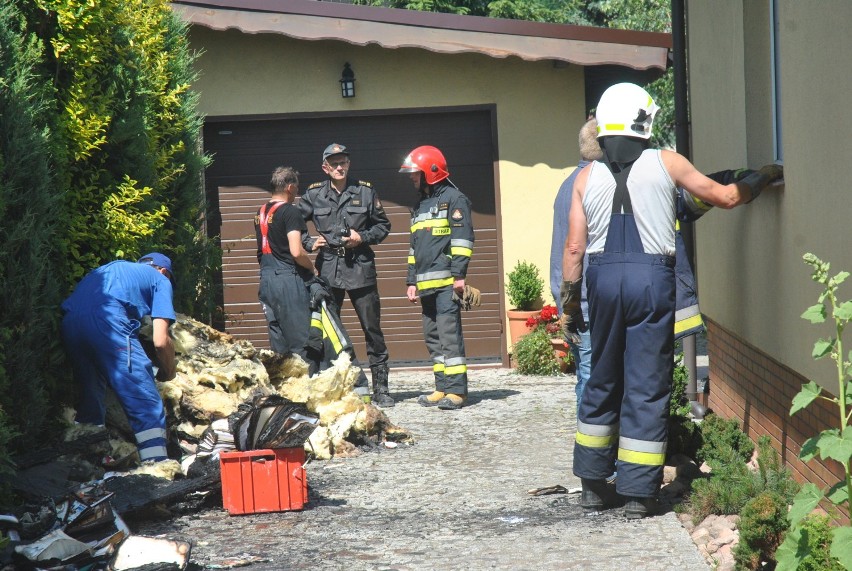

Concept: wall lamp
[[340, 62, 356, 98]]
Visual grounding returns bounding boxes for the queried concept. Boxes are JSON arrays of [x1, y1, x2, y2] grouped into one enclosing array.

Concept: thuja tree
[[28, 0, 217, 317], [775, 254, 852, 569], [0, 3, 68, 462], [0, 0, 216, 460]]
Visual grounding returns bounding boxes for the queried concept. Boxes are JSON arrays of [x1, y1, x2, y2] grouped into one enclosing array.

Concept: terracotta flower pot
[[506, 309, 539, 350], [551, 338, 575, 373]]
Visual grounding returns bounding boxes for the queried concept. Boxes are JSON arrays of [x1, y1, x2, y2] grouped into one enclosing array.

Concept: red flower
[[524, 304, 560, 332]]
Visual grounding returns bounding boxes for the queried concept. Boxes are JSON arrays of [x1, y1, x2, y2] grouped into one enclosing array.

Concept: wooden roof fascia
[[172, 0, 671, 71]]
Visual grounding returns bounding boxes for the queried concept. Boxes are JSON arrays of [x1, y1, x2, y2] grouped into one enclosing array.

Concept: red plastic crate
[[219, 448, 308, 515]]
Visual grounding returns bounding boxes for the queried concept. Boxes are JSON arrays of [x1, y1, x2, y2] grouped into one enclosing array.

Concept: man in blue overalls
[[561, 83, 783, 518], [62, 253, 177, 463]]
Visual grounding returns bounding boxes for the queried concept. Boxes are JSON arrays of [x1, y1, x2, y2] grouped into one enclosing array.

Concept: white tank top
[[583, 149, 677, 256]]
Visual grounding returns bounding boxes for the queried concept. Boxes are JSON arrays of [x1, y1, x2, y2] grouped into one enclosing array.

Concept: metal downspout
[[671, 0, 707, 419]]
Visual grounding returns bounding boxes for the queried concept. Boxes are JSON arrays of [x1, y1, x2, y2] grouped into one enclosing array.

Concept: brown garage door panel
[[208, 109, 502, 364]]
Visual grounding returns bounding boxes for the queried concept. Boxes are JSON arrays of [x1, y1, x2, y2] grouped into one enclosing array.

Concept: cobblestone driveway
[[136, 368, 708, 571]]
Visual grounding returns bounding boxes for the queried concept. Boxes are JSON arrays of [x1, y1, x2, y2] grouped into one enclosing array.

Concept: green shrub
[[670, 349, 691, 418], [666, 348, 702, 459], [667, 416, 702, 460], [512, 327, 559, 376], [696, 414, 754, 469], [686, 460, 755, 524], [753, 435, 799, 504], [791, 514, 845, 571], [685, 434, 797, 526], [733, 491, 789, 570], [506, 261, 544, 311], [0, 2, 70, 458]]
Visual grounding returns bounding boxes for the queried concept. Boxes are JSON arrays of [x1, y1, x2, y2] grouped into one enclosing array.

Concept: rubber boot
[[371, 365, 395, 408], [580, 478, 615, 512], [624, 496, 657, 520]]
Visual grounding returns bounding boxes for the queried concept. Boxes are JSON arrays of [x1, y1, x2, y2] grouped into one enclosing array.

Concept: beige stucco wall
[[687, 0, 852, 388], [187, 26, 587, 351]]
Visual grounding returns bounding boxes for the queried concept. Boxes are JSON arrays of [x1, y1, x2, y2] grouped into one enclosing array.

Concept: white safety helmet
[[595, 82, 660, 140]]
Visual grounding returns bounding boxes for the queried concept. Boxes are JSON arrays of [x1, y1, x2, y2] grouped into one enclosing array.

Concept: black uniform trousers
[[332, 284, 388, 368], [259, 255, 311, 359], [420, 286, 467, 395]]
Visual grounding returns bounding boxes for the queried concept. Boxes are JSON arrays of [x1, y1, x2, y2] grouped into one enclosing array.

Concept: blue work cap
[[138, 252, 175, 284]]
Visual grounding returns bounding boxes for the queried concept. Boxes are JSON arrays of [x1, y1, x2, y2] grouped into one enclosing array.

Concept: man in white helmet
[[561, 83, 782, 518]]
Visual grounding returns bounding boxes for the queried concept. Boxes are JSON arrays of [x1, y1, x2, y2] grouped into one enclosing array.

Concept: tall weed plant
[[775, 254, 852, 569]]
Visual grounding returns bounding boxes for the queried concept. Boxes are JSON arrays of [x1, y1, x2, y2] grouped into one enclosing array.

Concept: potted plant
[[519, 304, 575, 373], [511, 307, 574, 374], [512, 326, 560, 375], [505, 261, 544, 348]]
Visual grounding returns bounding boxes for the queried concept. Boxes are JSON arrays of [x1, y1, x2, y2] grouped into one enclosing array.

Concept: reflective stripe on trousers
[[420, 287, 467, 395]]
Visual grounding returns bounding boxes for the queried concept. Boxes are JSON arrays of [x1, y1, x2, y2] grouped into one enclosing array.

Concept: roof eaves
[[171, 0, 671, 70]]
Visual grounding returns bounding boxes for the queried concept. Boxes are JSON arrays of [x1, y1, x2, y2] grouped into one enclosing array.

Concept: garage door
[[203, 108, 503, 365]]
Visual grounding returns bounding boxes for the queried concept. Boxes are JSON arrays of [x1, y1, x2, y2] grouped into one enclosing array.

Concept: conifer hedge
[[0, 0, 217, 488]]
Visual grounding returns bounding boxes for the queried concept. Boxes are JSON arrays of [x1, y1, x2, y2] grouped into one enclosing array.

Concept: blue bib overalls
[[573, 163, 676, 498]]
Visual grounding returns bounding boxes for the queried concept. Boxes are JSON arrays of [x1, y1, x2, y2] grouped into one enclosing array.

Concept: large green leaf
[[831, 527, 852, 570], [802, 303, 827, 324], [826, 481, 849, 505], [837, 300, 852, 321], [791, 382, 822, 415], [787, 483, 824, 527], [775, 527, 806, 571], [814, 338, 835, 359], [817, 428, 852, 463], [799, 435, 820, 462]]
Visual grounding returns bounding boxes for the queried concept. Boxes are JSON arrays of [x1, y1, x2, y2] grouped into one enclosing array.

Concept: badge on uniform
[[352, 199, 362, 206], [439, 202, 449, 210], [451, 209, 464, 221]]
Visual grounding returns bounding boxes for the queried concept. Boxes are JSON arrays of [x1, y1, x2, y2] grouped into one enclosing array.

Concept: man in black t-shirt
[[255, 166, 316, 357]]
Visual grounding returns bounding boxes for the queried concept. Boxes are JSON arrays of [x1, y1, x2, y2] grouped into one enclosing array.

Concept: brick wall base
[[706, 318, 847, 522]]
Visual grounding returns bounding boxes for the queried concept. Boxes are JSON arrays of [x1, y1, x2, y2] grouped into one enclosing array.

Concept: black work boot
[[371, 365, 395, 408], [580, 478, 613, 512], [624, 496, 658, 520]]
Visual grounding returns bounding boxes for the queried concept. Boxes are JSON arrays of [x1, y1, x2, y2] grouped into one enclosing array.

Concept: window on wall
[[770, 0, 783, 162]]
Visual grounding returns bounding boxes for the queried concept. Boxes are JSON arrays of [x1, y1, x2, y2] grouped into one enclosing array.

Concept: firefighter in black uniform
[[401, 145, 474, 410], [255, 166, 316, 359], [299, 144, 394, 407]]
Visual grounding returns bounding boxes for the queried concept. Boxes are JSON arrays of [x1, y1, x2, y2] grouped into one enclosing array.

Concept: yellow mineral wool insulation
[[129, 459, 183, 480]]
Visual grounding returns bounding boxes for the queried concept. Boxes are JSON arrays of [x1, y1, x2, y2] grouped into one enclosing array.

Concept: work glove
[[740, 164, 783, 203], [758, 163, 784, 183], [453, 284, 482, 311], [306, 276, 332, 310], [559, 279, 587, 344]]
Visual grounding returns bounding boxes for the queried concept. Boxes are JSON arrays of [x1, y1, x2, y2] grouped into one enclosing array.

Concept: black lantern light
[[340, 62, 356, 98]]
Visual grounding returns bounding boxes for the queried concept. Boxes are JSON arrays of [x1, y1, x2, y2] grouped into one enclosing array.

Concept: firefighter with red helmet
[[400, 145, 474, 410]]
